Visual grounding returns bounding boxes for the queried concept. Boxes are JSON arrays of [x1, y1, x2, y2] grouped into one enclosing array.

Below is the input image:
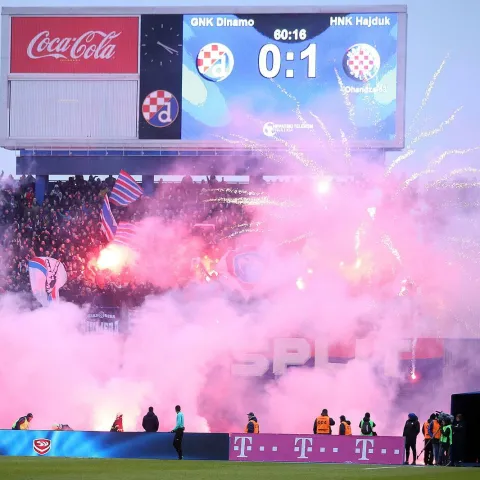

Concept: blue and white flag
[[100, 196, 117, 241], [112, 222, 137, 248]]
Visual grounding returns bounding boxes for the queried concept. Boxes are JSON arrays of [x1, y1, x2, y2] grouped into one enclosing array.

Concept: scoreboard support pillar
[[35, 174, 49, 204], [142, 175, 154, 196]]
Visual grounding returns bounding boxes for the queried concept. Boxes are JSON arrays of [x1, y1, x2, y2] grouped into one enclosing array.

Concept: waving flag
[[112, 222, 137, 248], [110, 170, 144, 206], [216, 247, 267, 297], [28, 256, 67, 307], [100, 196, 117, 241]]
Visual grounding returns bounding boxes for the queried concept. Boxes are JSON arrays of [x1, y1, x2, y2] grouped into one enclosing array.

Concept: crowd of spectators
[[0, 169, 449, 310], [0, 172, 259, 307]]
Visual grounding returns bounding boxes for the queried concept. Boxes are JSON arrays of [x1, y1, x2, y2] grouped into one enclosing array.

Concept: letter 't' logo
[[294, 437, 313, 459], [356, 438, 374, 460], [233, 436, 252, 458]]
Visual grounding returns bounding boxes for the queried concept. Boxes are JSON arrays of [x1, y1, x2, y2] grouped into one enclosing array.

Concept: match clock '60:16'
[[258, 43, 317, 79]]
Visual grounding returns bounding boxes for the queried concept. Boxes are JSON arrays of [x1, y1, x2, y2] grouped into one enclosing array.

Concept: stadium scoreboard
[[0, 6, 407, 150]]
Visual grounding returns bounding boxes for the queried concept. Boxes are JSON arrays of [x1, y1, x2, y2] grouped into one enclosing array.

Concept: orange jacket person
[[245, 412, 260, 434], [339, 415, 352, 435], [313, 409, 335, 434], [110, 413, 124, 432]]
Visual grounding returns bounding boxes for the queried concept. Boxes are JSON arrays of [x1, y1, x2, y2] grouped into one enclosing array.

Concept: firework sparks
[[441, 181, 480, 190], [385, 149, 416, 176], [428, 147, 480, 168], [354, 225, 363, 257], [208, 188, 265, 197], [427, 167, 480, 189], [277, 232, 313, 247], [334, 67, 356, 129], [407, 54, 449, 137], [221, 227, 265, 239], [339, 129, 352, 162], [270, 78, 298, 102], [409, 107, 463, 146], [381, 234, 402, 263], [204, 196, 295, 207], [309, 111, 335, 144], [401, 169, 435, 190]]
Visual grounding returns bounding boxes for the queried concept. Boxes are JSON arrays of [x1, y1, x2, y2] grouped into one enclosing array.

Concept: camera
[[436, 411, 454, 423]]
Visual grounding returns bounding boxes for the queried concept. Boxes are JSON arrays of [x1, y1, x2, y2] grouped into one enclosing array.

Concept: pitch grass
[[0, 458, 478, 480]]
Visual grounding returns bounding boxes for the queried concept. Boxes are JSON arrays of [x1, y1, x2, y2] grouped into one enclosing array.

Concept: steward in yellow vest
[[12, 413, 33, 430], [313, 409, 335, 434]]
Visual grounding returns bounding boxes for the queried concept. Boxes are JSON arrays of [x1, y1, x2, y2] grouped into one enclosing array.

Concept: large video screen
[[139, 10, 406, 148]]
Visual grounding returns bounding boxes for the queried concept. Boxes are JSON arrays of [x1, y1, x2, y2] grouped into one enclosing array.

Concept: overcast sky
[[0, 0, 478, 179]]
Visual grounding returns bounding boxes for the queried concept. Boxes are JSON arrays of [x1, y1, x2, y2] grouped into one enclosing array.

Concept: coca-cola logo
[[26, 30, 121, 61]]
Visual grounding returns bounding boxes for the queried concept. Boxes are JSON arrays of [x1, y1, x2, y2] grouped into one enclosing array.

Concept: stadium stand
[[0, 172, 266, 306]]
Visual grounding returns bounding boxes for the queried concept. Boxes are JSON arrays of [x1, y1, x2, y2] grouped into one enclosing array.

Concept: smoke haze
[[1, 157, 479, 443]]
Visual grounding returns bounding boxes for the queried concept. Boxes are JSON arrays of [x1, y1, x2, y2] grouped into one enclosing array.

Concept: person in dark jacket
[[245, 413, 260, 433], [452, 414, 466, 466], [403, 413, 420, 465], [142, 407, 159, 433], [359, 412, 376, 436]]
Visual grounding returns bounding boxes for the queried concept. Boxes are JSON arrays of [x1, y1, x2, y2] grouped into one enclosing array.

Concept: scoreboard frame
[[0, 5, 407, 151]]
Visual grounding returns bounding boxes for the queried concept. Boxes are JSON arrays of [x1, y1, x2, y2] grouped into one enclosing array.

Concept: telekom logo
[[26, 30, 121, 60], [294, 437, 313, 459], [356, 438, 375, 460], [233, 436, 253, 458]]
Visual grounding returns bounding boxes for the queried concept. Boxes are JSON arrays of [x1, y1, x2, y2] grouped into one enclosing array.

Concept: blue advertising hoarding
[[0, 431, 229, 460]]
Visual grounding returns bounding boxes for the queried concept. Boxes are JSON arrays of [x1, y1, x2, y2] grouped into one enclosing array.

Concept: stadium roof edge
[[1, 5, 407, 15]]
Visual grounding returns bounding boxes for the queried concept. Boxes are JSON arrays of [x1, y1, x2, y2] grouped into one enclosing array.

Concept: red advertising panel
[[10, 16, 139, 74]]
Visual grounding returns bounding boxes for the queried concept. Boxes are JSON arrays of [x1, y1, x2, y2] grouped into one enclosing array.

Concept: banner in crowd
[[229, 434, 404, 464], [28, 257, 67, 307], [0, 431, 229, 460], [216, 247, 267, 297], [85, 306, 122, 333]]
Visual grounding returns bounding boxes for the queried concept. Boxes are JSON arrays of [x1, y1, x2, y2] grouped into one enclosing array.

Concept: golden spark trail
[[224, 134, 282, 163], [334, 67, 356, 129], [270, 135, 322, 174], [385, 149, 416, 176], [428, 147, 480, 168], [381, 234, 402, 263], [209, 188, 265, 197], [277, 232, 313, 246], [340, 129, 352, 162], [409, 107, 463, 146], [221, 228, 264, 239], [441, 181, 480, 190], [407, 54, 449, 137], [204, 197, 296, 207], [401, 169, 435, 190], [309, 111, 334, 143], [427, 167, 480, 189], [270, 80, 318, 141]]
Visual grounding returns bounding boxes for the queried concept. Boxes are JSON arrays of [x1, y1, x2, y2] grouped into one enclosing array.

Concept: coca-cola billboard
[[10, 16, 139, 74]]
